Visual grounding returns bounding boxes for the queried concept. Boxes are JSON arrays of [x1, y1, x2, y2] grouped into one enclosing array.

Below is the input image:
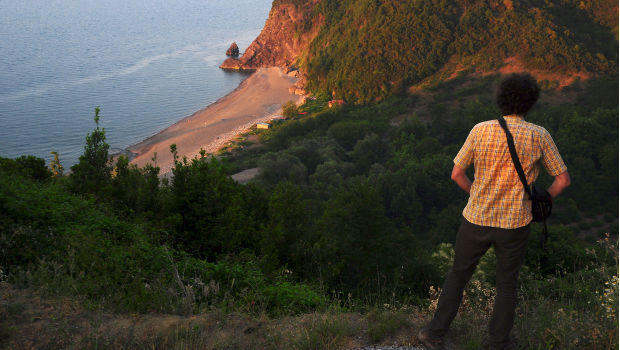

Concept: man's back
[[454, 114, 567, 229], [420, 73, 571, 350]]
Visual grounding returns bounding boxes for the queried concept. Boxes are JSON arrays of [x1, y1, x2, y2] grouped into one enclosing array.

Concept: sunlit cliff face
[[220, 0, 323, 71]]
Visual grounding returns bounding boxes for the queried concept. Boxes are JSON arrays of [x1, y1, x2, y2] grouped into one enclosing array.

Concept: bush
[[327, 120, 373, 150], [258, 152, 308, 185], [260, 282, 327, 316], [0, 169, 324, 315], [167, 154, 267, 260], [365, 308, 410, 343], [350, 133, 389, 171], [282, 100, 299, 119], [0, 156, 51, 182], [110, 156, 161, 216]]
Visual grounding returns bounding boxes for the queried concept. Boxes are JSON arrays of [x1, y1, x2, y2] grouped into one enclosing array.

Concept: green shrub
[[365, 308, 410, 342], [0, 156, 51, 182], [167, 154, 267, 260], [258, 152, 308, 185], [327, 120, 373, 150], [282, 100, 300, 119], [603, 213, 616, 223], [591, 219, 604, 228], [1, 170, 325, 315], [350, 133, 389, 171], [578, 221, 591, 230], [110, 156, 161, 216], [287, 137, 345, 174], [260, 282, 327, 316]]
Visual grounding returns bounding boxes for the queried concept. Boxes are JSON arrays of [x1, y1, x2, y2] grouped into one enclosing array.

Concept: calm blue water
[[0, 0, 271, 166]]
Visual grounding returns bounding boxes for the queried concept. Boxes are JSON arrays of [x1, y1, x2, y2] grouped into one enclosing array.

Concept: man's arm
[[547, 170, 570, 198], [452, 125, 478, 194], [539, 127, 569, 199], [451, 164, 472, 194]]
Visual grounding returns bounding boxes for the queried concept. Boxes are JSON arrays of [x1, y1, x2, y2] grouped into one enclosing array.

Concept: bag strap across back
[[497, 116, 532, 199], [497, 116, 550, 253]]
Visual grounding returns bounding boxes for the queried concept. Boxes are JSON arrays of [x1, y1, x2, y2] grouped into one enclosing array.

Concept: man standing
[[418, 73, 571, 350]]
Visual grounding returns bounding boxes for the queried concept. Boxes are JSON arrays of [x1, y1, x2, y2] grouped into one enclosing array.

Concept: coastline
[[126, 67, 302, 174]]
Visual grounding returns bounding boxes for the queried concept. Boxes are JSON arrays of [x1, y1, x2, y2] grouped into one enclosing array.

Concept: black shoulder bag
[[497, 116, 553, 249]]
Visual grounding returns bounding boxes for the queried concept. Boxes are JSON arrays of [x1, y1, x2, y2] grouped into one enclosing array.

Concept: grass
[[0, 282, 425, 350], [1, 276, 617, 349], [285, 313, 361, 350], [2, 228, 616, 349], [365, 308, 411, 343]]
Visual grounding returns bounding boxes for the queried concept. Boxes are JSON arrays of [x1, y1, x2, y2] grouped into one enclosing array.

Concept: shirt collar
[[503, 114, 524, 120]]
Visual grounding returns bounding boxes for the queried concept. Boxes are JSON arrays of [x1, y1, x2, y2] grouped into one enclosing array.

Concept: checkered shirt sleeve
[[539, 127, 567, 176], [454, 126, 477, 169]]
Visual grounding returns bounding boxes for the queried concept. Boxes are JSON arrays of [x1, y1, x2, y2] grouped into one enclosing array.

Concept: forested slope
[[302, 0, 617, 102], [231, 0, 617, 103]]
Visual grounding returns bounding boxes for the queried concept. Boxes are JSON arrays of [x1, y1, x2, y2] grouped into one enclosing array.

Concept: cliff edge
[[220, 0, 322, 71]]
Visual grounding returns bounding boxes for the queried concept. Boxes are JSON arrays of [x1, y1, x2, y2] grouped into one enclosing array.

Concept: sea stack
[[219, 0, 323, 72], [226, 42, 239, 57]]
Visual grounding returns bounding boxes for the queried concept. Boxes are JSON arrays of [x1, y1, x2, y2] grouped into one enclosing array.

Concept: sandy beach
[[127, 67, 302, 174]]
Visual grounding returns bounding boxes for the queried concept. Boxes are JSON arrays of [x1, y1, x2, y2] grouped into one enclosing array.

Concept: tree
[[110, 155, 161, 216], [315, 178, 397, 291], [168, 151, 266, 260], [350, 133, 388, 171], [261, 181, 313, 273], [70, 107, 112, 195]]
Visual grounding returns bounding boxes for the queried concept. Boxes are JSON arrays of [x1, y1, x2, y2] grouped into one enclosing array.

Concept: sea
[[0, 0, 271, 166]]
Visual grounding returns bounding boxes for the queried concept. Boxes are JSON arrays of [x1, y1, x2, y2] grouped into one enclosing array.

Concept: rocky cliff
[[222, 0, 617, 103], [220, 0, 322, 71]]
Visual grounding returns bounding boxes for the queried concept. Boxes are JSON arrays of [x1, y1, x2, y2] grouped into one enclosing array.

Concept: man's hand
[[547, 171, 570, 198], [451, 164, 472, 194]]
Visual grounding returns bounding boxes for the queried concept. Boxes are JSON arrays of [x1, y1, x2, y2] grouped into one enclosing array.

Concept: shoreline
[[126, 67, 302, 174], [123, 70, 255, 161]]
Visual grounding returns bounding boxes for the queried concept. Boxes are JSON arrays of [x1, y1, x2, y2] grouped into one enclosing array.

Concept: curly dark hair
[[496, 73, 540, 116]]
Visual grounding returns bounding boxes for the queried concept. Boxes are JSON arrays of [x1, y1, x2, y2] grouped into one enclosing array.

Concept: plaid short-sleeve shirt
[[454, 115, 567, 229]]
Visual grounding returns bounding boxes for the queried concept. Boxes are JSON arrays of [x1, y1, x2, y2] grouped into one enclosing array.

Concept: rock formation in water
[[219, 0, 323, 71], [226, 42, 240, 57]]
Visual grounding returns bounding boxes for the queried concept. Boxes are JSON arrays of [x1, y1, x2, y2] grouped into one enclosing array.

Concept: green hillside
[[293, 0, 618, 102], [2, 75, 617, 348]]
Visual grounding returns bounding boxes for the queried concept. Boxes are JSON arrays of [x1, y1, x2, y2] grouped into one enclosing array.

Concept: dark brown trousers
[[429, 216, 530, 349]]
